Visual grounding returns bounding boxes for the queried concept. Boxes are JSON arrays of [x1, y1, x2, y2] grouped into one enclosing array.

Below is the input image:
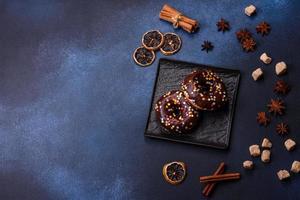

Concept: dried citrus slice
[[162, 161, 186, 185], [133, 46, 155, 67], [142, 30, 164, 51], [160, 33, 182, 55]]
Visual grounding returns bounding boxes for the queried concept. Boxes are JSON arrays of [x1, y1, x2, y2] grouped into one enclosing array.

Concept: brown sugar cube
[[284, 139, 296, 151], [261, 138, 272, 149], [261, 150, 271, 163], [245, 5, 256, 16], [252, 68, 263, 81], [275, 61, 287, 75], [243, 160, 254, 169], [260, 53, 272, 64], [249, 144, 261, 157], [277, 170, 290, 181], [291, 161, 300, 173]]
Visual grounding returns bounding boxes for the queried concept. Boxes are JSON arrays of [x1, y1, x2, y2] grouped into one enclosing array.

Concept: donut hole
[[195, 79, 211, 93], [166, 103, 182, 119]]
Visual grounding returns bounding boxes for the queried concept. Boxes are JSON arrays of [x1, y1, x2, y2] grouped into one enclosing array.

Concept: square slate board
[[145, 58, 240, 149]]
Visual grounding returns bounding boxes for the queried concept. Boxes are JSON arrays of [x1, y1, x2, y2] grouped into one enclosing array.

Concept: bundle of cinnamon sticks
[[159, 4, 198, 33], [200, 162, 241, 196]]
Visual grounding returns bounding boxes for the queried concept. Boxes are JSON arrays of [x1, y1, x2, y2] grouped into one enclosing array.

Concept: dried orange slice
[[133, 46, 155, 67], [160, 33, 182, 55], [142, 30, 164, 51], [162, 161, 186, 185]]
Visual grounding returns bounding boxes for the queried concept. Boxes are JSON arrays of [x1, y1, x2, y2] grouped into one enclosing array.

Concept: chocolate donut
[[155, 90, 199, 134], [181, 70, 227, 111]]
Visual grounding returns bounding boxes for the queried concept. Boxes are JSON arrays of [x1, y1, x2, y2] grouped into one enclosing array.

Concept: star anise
[[242, 38, 256, 52], [217, 18, 230, 32], [274, 80, 290, 95], [201, 41, 214, 53], [276, 122, 289, 135], [236, 29, 252, 42], [267, 99, 285, 116], [256, 22, 271, 36], [256, 112, 270, 126]]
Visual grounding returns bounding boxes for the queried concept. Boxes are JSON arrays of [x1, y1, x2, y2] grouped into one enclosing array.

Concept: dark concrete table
[[1, 0, 299, 199]]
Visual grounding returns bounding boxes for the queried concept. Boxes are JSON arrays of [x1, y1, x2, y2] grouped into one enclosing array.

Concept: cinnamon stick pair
[[202, 162, 225, 196], [159, 4, 198, 33], [200, 162, 240, 197]]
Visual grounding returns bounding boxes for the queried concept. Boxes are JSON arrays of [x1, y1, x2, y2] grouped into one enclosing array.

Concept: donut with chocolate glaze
[[181, 70, 227, 111], [155, 90, 199, 134]]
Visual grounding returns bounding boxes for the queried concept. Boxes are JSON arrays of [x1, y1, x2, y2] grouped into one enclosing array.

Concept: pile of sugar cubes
[[242, 3, 298, 183], [243, 137, 298, 181], [278, 161, 300, 180], [252, 53, 288, 81]]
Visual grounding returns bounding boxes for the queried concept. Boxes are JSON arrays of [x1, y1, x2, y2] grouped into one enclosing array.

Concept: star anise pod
[[267, 99, 285, 116], [201, 41, 214, 53], [274, 80, 290, 95], [236, 29, 252, 42], [276, 122, 289, 135], [217, 18, 230, 32], [256, 22, 271, 36], [256, 112, 270, 126], [242, 38, 256, 52]]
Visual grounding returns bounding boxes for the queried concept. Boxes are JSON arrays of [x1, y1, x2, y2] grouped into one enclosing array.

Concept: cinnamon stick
[[202, 162, 225, 196], [159, 4, 198, 33], [200, 173, 240, 183]]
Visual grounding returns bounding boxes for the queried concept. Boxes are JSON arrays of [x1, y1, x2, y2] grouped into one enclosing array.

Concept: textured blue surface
[[0, 0, 299, 199]]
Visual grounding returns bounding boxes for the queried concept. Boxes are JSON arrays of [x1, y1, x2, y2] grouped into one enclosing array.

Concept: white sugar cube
[[284, 139, 296, 151], [261, 150, 271, 163], [245, 5, 256, 16], [243, 160, 254, 169], [275, 61, 287, 75], [260, 53, 272, 64], [291, 161, 300, 173], [252, 68, 263, 81], [249, 144, 260, 157], [262, 138, 272, 149]]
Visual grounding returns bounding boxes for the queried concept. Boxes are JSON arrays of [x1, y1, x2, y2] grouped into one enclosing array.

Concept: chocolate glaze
[[181, 70, 227, 111], [155, 90, 199, 134]]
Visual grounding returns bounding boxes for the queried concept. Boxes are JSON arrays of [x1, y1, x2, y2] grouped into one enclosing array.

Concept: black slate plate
[[145, 58, 240, 149]]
